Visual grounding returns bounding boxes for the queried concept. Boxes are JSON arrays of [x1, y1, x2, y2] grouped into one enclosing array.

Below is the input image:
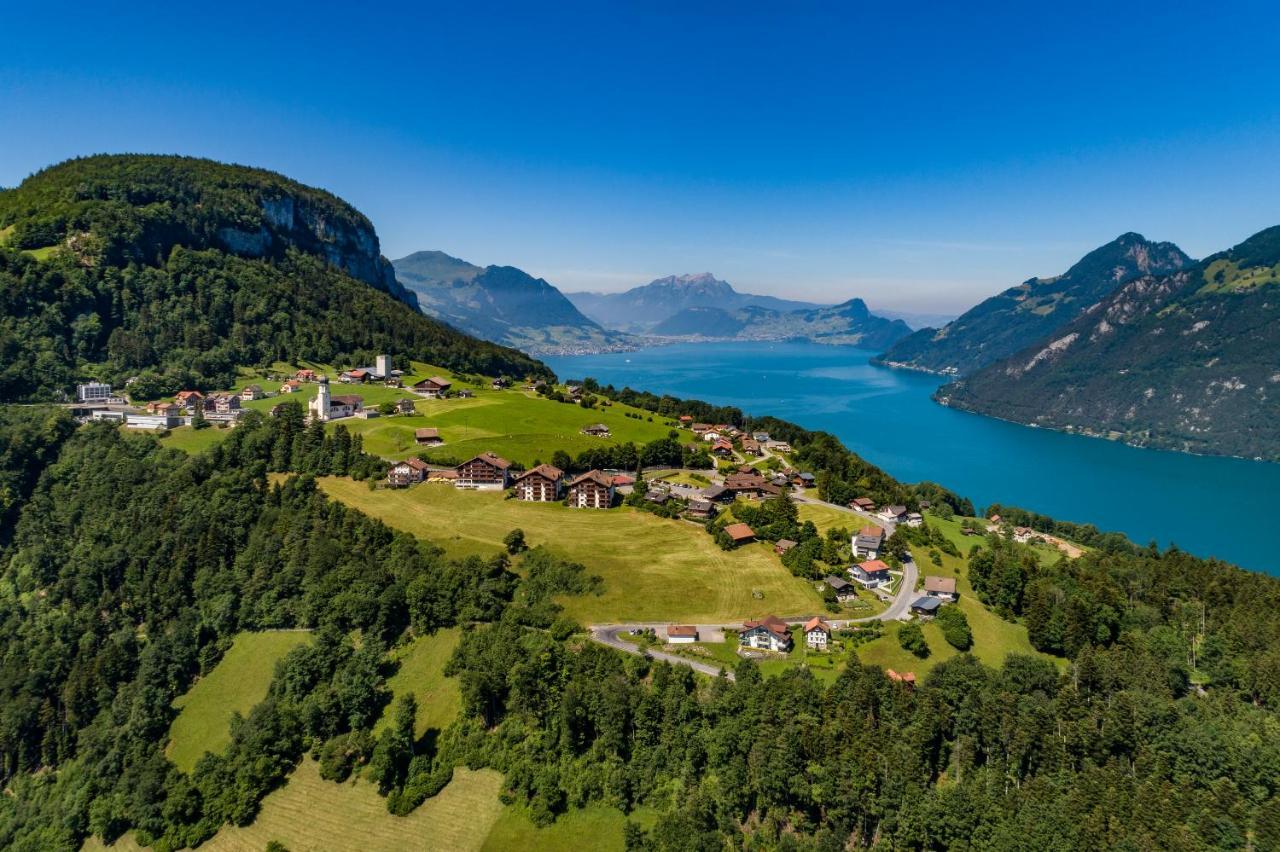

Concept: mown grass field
[[167, 631, 312, 773], [316, 477, 824, 624], [482, 803, 659, 852], [375, 629, 462, 738]]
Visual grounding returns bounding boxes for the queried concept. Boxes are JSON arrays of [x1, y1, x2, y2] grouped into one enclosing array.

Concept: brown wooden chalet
[[455, 452, 512, 489], [513, 464, 564, 502], [567, 470, 614, 508]]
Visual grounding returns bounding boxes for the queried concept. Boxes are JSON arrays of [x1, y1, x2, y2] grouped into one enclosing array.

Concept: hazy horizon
[[4, 3, 1278, 313]]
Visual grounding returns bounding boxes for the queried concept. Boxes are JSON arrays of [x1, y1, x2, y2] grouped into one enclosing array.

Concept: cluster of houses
[[847, 497, 923, 528], [682, 420, 795, 462], [385, 450, 630, 509], [737, 614, 832, 653]]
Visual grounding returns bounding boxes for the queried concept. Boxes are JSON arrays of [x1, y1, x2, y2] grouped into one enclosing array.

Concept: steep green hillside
[[876, 233, 1191, 375], [393, 250, 625, 354], [0, 156, 550, 401], [940, 225, 1280, 459]]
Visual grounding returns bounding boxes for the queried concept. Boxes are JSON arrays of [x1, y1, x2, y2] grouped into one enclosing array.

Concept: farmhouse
[[387, 457, 430, 487], [1013, 526, 1036, 543], [679, 415, 693, 425], [878, 505, 908, 524], [911, 597, 942, 618], [824, 575, 858, 602], [905, 512, 924, 527], [710, 439, 734, 457], [666, 625, 698, 644], [567, 470, 615, 508], [774, 539, 797, 556], [686, 498, 717, 520], [752, 431, 770, 442], [740, 438, 762, 456], [769, 441, 792, 453], [279, 379, 302, 394], [923, 576, 958, 601], [175, 390, 204, 407], [414, 427, 443, 446], [701, 484, 732, 504], [886, 669, 917, 688], [723, 523, 756, 547], [850, 559, 892, 589], [853, 525, 885, 559], [582, 423, 611, 437], [513, 464, 564, 502], [395, 398, 417, 415], [850, 497, 876, 512], [803, 617, 832, 650], [691, 423, 712, 436], [455, 452, 513, 489], [740, 615, 793, 652], [295, 369, 318, 382], [412, 377, 452, 398], [240, 384, 265, 401], [723, 471, 778, 499], [146, 401, 183, 416]]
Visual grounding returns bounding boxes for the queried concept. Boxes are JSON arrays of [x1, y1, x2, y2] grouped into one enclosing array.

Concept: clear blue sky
[[4, 2, 1279, 313]]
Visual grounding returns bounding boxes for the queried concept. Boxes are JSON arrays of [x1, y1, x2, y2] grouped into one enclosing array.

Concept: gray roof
[[824, 575, 854, 591], [911, 597, 942, 612]]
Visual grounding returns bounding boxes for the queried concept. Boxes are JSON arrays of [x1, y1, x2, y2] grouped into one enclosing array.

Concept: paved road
[[591, 555, 920, 680]]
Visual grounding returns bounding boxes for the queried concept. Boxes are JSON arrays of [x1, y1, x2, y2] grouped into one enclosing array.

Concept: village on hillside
[[67, 355, 1081, 683]]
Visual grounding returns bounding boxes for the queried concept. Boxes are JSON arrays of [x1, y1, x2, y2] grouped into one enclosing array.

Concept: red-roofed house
[[803, 617, 832, 650], [850, 559, 892, 589], [723, 523, 756, 547]]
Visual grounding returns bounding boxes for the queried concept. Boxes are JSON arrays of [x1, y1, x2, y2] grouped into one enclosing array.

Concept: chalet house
[[724, 471, 777, 499], [691, 423, 712, 436], [740, 438, 762, 456], [792, 472, 816, 488], [723, 522, 756, 547], [645, 489, 670, 505], [853, 525, 885, 559], [803, 617, 832, 650], [710, 439, 734, 457], [279, 379, 302, 394], [878, 505, 908, 524], [923, 576, 958, 602], [413, 377, 452, 398], [455, 452, 513, 489], [850, 497, 876, 512], [387, 457, 430, 487], [825, 575, 858, 602], [701, 484, 732, 504], [415, 427, 443, 446], [567, 470, 615, 508], [769, 441, 792, 453], [395, 398, 417, 415], [679, 415, 693, 426], [850, 559, 892, 589], [666, 625, 698, 644], [905, 512, 924, 527], [911, 597, 942, 618], [295, 369, 318, 382], [205, 394, 241, 415], [175, 390, 204, 408], [240, 384, 265, 401], [1013, 526, 1035, 544], [513, 464, 564, 502], [491, 378, 508, 390], [341, 368, 372, 383], [740, 615, 793, 652], [774, 539, 797, 556], [702, 430, 723, 443], [582, 423, 611, 438], [565, 385, 582, 399], [146, 401, 183, 416], [886, 669, 917, 688], [686, 498, 717, 519]]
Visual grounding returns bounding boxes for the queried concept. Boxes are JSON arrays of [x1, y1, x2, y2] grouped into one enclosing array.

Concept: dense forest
[[1, 407, 1279, 849], [0, 156, 551, 402]]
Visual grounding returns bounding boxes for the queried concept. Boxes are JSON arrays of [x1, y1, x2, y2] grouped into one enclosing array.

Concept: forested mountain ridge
[[393, 250, 627, 355], [876, 233, 1192, 376], [940, 224, 1280, 459], [0, 156, 551, 401]]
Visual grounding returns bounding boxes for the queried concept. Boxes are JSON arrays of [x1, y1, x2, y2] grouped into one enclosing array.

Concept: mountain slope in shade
[[650, 298, 912, 349], [940, 224, 1280, 460], [566, 272, 822, 331], [393, 250, 626, 355], [875, 233, 1192, 376]]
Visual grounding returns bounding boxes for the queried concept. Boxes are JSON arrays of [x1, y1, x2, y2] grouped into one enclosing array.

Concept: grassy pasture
[[375, 628, 463, 738], [166, 631, 312, 773], [315, 477, 824, 624]]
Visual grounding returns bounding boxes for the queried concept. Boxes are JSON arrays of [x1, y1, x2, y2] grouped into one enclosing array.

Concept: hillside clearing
[[166, 631, 312, 773], [375, 629, 462, 738], [316, 477, 824, 624]]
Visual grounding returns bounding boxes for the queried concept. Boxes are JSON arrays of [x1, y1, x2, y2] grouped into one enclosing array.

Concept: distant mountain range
[[875, 233, 1192, 376], [651, 298, 912, 349], [565, 272, 823, 332], [392, 251, 627, 355], [936, 225, 1280, 460]]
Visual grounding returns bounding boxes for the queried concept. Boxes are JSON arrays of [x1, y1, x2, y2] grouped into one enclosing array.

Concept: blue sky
[[3, 2, 1279, 313]]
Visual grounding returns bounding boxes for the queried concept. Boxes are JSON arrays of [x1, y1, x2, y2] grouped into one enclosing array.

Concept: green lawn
[[316, 477, 824, 624], [375, 629, 462, 738], [157, 424, 236, 454], [482, 803, 659, 852], [166, 631, 312, 773], [20, 244, 59, 261]]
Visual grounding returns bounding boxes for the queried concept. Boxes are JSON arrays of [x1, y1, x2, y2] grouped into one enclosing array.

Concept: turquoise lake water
[[545, 341, 1280, 576]]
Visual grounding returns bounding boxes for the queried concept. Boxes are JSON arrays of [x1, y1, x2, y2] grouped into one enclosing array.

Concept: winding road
[[589, 557, 919, 681]]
